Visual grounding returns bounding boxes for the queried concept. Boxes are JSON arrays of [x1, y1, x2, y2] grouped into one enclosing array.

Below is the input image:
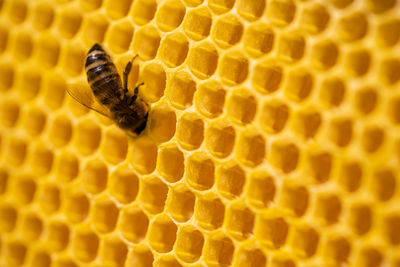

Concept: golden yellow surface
[[0, 0, 400, 266]]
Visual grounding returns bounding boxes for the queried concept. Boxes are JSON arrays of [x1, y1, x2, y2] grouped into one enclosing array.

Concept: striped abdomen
[[85, 44, 123, 106]]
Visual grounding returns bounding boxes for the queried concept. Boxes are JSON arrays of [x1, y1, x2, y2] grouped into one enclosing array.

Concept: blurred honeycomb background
[[0, 0, 400, 266]]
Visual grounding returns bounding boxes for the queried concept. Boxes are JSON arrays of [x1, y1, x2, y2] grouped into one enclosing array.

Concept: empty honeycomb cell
[[290, 225, 319, 258], [314, 193, 342, 225], [23, 107, 46, 137], [356, 247, 383, 267], [256, 214, 289, 248], [73, 228, 99, 262], [188, 42, 219, 79], [141, 62, 166, 102], [377, 19, 400, 47], [366, 0, 396, 13], [0, 204, 17, 232], [339, 161, 363, 192], [236, 0, 265, 21], [0, 100, 19, 128], [7, 0, 27, 24], [46, 221, 70, 252], [280, 182, 309, 217], [203, 234, 235, 266], [155, 255, 182, 267], [139, 176, 168, 214], [106, 20, 134, 54], [390, 97, 400, 124], [148, 105, 176, 143], [300, 4, 330, 34], [260, 100, 289, 134], [82, 14, 109, 45], [195, 80, 225, 118], [219, 52, 248, 85], [212, 15, 243, 48], [12, 31, 33, 61], [0, 25, 8, 53], [157, 144, 184, 183], [0, 63, 14, 91], [79, 0, 102, 11], [247, 171, 275, 209], [109, 167, 138, 204], [175, 225, 204, 263], [43, 73, 66, 110], [329, 117, 353, 147], [160, 32, 189, 68], [208, 0, 234, 14], [119, 206, 149, 243], [312, 40, 339, 70], [267, 0, 296, 27], [278, 34, 305, 63], [186, 152, 215, 191], [74, 119, 101, 155], [355, 87, 378, 115], [104, 0, 132, 19], [383, 214, 400, 245], [30, 145, 54, 175], [216, 163, 245, 199], [31, 2, 54, 30], [176, 112, 204, 150], [243, 23, 274, 58], [293, 109, 321, 140], [323, 236, 351, 265], [337, 12, 368, 42], [100, 128, 128, 164], [183, 7, 212, 41], [131, 0, 156, 26], [319, 77, 345, 108], [362, 125, 384, 153], [345, 49, 371, 77], [35, 34, 60, 69], [270, 255, 296, 267], [380, 58, 400, 85], [284, 69, 313, 102], [133, 25, 160, 60], [166, 71, 196, 109], [156, 0, 186, 32], [5, 137, 27, 166], [206, 120, 235, 158], [148, 214, 177, 253], [20, 213, 43, 241], [62, 44, 85, 77], [269, 140, 299, 173], [371, 169, 396, 202], [92, 197, 119, 233], [53, 258, 78, 267], [252, 61, 283, 94], [82, 158, 108, 194], [37, 183, 60, 214], [29, 250, 51, 267], [236, 129, 266, 167], [233, 246, 266, 267], [195, 194, 224, 230], [4, 241, 26, 267], [64, 191, 90, 223], [13, 175, 36, 204], [130, 136, 157, 174], [58, 9, 82, 39], [349, 203, 372, 235], [56, 150, 79, 182], [225, 203, 254, 240], [126, 246, 153, 267], [17, 68, 42, 100], [49, 115, 72, 147], [166, 184, 195, 222], [329, 0, 354, 8], [0, 169, 8, 194], [228, 89, 257, 125]]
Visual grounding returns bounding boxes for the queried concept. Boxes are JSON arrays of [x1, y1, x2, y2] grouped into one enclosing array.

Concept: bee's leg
[[128, 82, 144, 105], [123, 55, 138, 94]]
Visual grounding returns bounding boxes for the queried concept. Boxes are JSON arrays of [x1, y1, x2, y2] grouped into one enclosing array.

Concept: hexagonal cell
[[155, 255, 182, 267], [216, 162, 245, 199], [139, 176, 168, 214], [348, 203, 372, 235], [206, 120, 235, 158], [383, 213, 400, 245], [34, 34, 60, 69], [277, 34, 305, 63], [5, 136, 27, 166], [0, 63, 15, 91], [280, 182, 308, 217], [79, 0, 103, 11], [20, 212, 43, 241], [183, 7, 212, 41], [106, 20, 134, 54], [219, 51, 248, 85], [267, 0, 296, 27], [319, 77, 345, 108], [195, 80, 225, 118], [208, 0, 234, 14], [243, 22, 274, 58], [0, 26, 8, 54], [104, 0, 132, 19], [255, 214, 288, 248], [311, 40, 339, 70], [73, 119, 101, 156], [56, 150, 79, 182], [148, 105, 176, 143], [175, 225, 204, 263], [290, 224, 319, 258], [362, 125, 385, 153], [377, 19, 400, 47], [141, 62, 166, 102], [31, 2, 54, 30], [186, 152, 215, 191], [13, 175, 36, 204], [292, 108, 321, 140], [7, 0, 27, 24], [366, 0, 395, 13], [3, 241, 27, 267], [269, 140, 299, 173], [73, 228, 99, 262], [11, 31, 33, 61], [16, 67, 42, 100], [82, 158, 108, 194], [236, 128, 266, 167], [212, 14, 243, 48], [246, 171, 275, 209], [329, 0, 353, 8], [337, 12, 368, 42], [37, 182, 60, 214], [389, 96, 400, 124], [131, 0, 156, 25], [29, 250, 51, 267], [61, 44, 85, 77], [156, 0, 186, 32], [126, 246, 153, 267], [166, 184, 195, 222], [356, 247, 383, 267], [0, 204, 17, 232], [82, 13, 109, 45], [133, 25, 160, 60], [225, 203, 254, 240], [284, 68, 313, 102], [64, 190, 90, 223], [43, 73, 67, 110], [188, 42, 219, 79], [270, 255, 296, 267], [203, 233, 235, 266], [182, 0, 203, 7], [329, 117, 353, 147], [194, 193, 225, 230], [157, 144, 185, 183], [30, 145, 54, 175], [252, 61, 283, 94], [22, 106, 46, 137], [109, 167, 138, 204], [0, 169, 8, 194], [48, 115, 72, 147], [314, 193, 342, 225], [148, 214, 177, 253], [300, 4, 330, 34], [355, 87, 378, 115], [380, 58, 400, 85], [53, 258, 78, 267], [236, 0, 265, 21], [46, 221, 70, 252], [160, 32, 189, 68], [100, 128, 128, 164], [92, 197, 119, 234], [233, 246, 266, 267], [119, 206, 149, 243], [0, 99, 19, 128], [339, 161, 363, 192], [259, 99, 288, 134], [371, 168, 396, 202], [129, 136, 157, 174], [227, 88, 257, 125], [323, 236, 351, 265], [345, 49, 371, 77], [166, 71, 196, 109], [308, 150, 333, 183], [57, 9, 82, 39]]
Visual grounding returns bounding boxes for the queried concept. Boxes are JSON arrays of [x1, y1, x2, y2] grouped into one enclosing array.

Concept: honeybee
[[67, 43, 149, 137]]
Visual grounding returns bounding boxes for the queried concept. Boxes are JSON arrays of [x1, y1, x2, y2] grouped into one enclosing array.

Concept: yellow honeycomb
[[0, 0, 400, 266]]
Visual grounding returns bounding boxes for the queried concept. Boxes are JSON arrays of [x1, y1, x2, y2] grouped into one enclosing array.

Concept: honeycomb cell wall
[[0, 0, 400, 266]]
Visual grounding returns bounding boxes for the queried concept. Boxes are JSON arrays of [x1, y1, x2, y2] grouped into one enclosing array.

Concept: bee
[[67, 43, 149, 137]]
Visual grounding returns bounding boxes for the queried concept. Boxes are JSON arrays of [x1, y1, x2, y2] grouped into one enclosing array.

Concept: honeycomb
[[0, 0, 400, 266]]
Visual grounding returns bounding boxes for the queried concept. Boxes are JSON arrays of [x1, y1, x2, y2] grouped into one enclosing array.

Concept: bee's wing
[[66, 82, 112, 119]]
